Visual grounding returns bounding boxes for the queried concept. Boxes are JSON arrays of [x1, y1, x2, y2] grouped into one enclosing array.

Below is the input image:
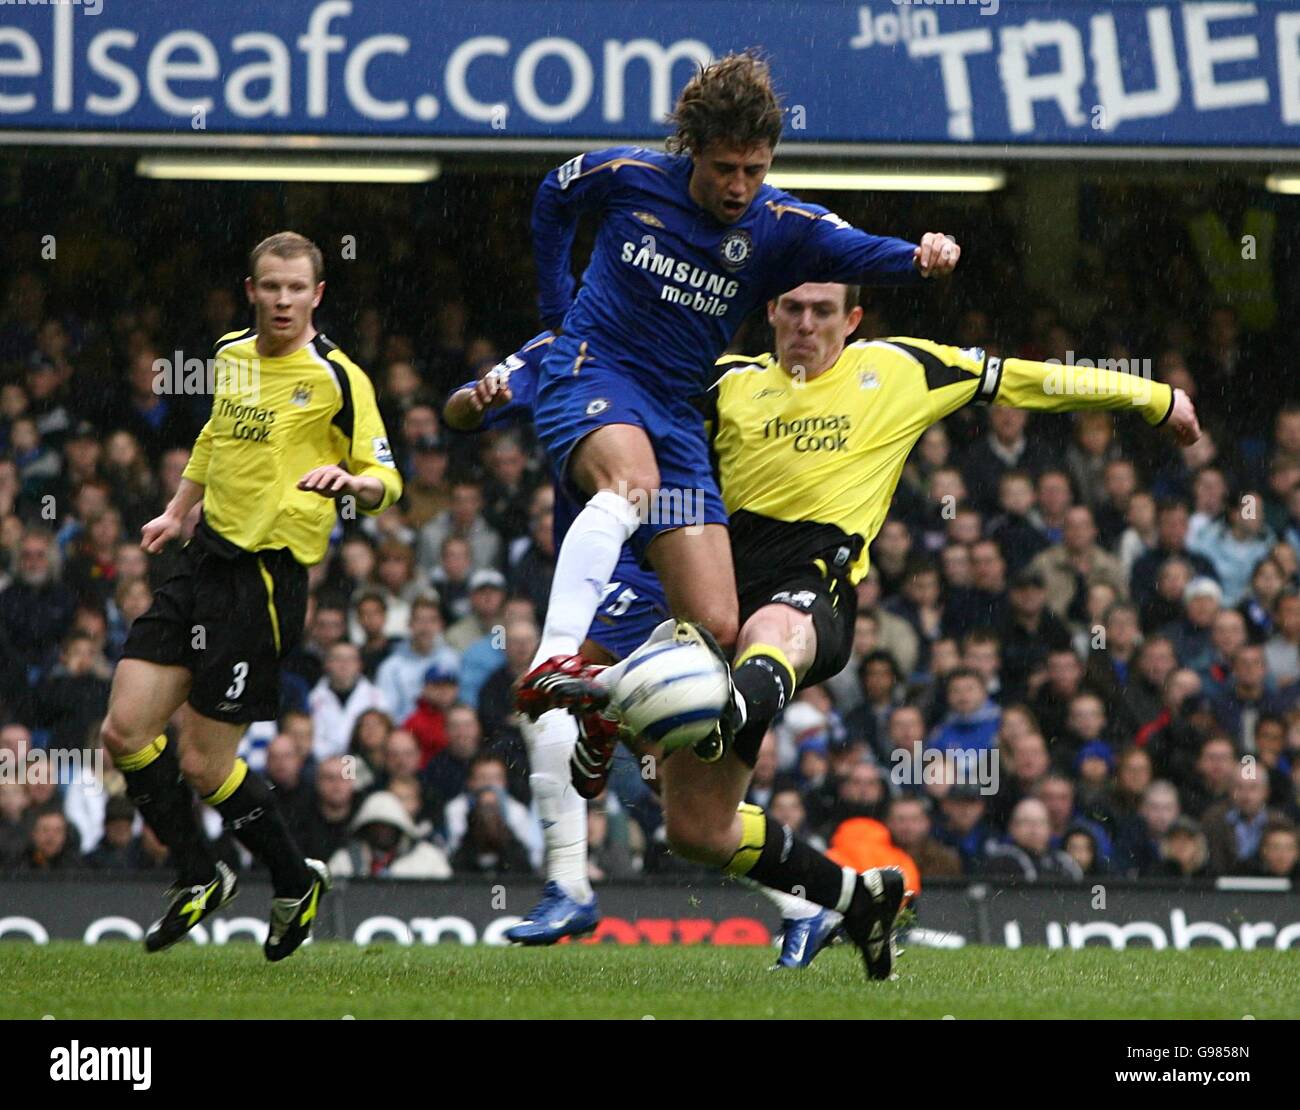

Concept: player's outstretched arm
[[444, 369, 514, 432]]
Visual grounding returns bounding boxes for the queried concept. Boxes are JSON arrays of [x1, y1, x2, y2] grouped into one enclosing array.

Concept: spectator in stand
[[1200, 763, 1289, 875], [1028, 647, 1090, 750], [307, 642, 388, 763], [63, 507, 123, 607], [771, 785, 824, 851], [328, 790, 451, 880], [264, 734, 312, 824], [857, 568, 920, 678], [353, 589, 399, 678], [345, 708, 393, 793], [884, 559, 945, 672], [291, 755, 355, 864], [1028, 505, 1127, 623], [430, 535, 474, 627], [1140, 556, 1193, 634], [417, 479, 500, 577], [1264, 591, 1300, 686], [477, 617, 538, 748], [1188, 466, 1231, 547], [984, 797, 1083, 881], [825, 612, 881, 716], [424, 703, 482, 814], [960, 406, 1048, 516], [885, 795, 960, 878], [1063, 823, 1109, 876], [1211, 644, 1295, 752], [1246, 822, 1300, 880], [0, 527, 76, 677], [932, 784, 994, 873], [1107, 745, 1155, 825], [16, 808, 75, 872], [869, 517, 913, 598], [1153, 816, 1211, 879], [401, 435, 453, 530], [402, 664, 460, 767], [843, 651, 903, 761], [84, 796, 157, 872], [1162, 577, 1222, 674], [1037, 773, 1111, 861], [996, 569, 1073, 704], [448, 569, 509, 708], [444, 754, 541, 873], [1118, 490, 1158, 580], [985, 471, 1050, 577], [1093, 458, 1139, 549], [1237, 555, 1287, 642], [961, 630, 1003, 705], [1114, 779, 1181, 876], [927, 668, 1001, 774], [374, 595, 460, 722], [284, 600, 348, 691], [1181, 734, 1239, 820], [1200, 608, 1249, 696], [33, 631, 110, 753], [507, 485, 556, 621], [1131, 500, 1219, 609], [481, 432, 539, 544], [1189, 490, 1276, 606]]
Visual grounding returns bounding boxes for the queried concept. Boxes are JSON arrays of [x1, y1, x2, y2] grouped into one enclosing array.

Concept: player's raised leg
[[514, 423, 649, 717]]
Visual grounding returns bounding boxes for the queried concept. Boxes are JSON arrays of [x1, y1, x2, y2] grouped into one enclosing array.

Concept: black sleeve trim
[[887, 340, 970, 392], [1155, 386, 1176, 427], [326, 354, 355, 445]]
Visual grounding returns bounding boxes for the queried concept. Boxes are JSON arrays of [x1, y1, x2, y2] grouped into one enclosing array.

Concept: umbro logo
[[753, 387, 787, 400], [633, 210, 665, 228]]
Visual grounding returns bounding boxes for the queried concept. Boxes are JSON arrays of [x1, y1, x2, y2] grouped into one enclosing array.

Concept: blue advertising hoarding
[[1, 0, 1299, 147]]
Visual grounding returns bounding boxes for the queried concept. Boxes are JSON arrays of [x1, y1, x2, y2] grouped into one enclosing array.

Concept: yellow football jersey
[[182, 329, 403, 566], [710, 338, 1173, 584]]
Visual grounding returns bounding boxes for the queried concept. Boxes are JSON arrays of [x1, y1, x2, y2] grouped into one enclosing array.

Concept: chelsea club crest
[[719, 230, 753, 271]]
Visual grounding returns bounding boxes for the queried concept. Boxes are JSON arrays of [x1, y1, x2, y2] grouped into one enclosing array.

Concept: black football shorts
[[122, 537, 307, 723]]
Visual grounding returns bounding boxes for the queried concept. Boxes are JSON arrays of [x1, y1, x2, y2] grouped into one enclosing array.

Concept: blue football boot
[[505, 882, 600, 945], [773, 909, 842, 969]]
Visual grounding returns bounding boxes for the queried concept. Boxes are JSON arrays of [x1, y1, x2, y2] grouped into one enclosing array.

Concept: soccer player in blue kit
[[513, 52, 959, 978], [447, 334, 833, 964]]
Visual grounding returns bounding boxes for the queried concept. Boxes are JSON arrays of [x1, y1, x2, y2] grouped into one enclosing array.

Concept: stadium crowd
[[2, 174, 1300, 889]]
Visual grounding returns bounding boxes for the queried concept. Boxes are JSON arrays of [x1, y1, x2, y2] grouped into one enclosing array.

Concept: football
[[606, 638, 732, 753]]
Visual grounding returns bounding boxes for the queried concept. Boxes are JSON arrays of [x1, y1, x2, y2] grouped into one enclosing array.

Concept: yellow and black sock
[[118, 735, 217, 886], [725, 803, 861, 913], [205, 760, 312, 897], [731, 644, 796, 766]]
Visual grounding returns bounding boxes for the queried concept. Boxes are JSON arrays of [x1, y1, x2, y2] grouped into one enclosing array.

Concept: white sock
[[524, 709, 593, 904], [764, 887, 836, 924], [533, 489, 642, 664]]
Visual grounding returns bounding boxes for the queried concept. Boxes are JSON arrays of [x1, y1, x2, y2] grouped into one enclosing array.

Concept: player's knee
[[176, 741, 213, 787], [663, 808, 732, 866], [99, 714, 138, 758], [699, 610, 739, 655]]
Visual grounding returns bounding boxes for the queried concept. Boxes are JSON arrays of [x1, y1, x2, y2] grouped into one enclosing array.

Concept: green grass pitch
[[1, 942, 1295, 1019]]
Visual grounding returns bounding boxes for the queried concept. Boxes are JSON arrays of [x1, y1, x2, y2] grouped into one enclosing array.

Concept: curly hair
[[666, 51, 783, 156]]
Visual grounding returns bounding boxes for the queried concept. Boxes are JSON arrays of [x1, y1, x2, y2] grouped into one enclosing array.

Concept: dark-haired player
[[572, 280, 1201, 979], [100, 232, 402, 958]]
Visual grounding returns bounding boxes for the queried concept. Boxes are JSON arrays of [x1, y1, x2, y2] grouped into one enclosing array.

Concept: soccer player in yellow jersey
[[99, 232, 402, 958], [583, 281, 1200, 979]]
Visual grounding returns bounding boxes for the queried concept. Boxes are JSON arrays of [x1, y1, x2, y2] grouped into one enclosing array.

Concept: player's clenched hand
[[469, 369, 513, 413], [914, 232, 960, 278], [140, 512, 183, 555], [297, 464, 362, 498], [1167, 387, 1201, 447]]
